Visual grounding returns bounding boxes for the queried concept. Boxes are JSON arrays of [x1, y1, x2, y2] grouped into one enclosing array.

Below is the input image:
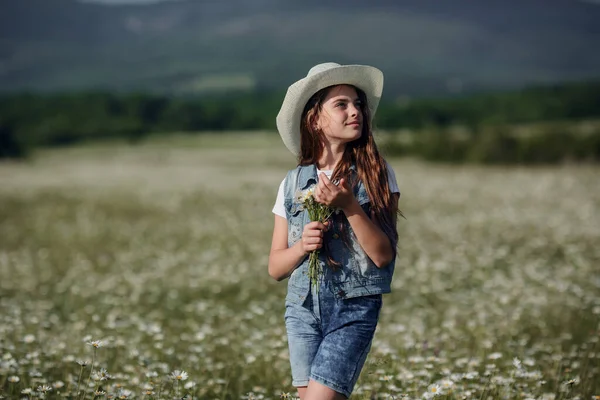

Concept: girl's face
[[316, 85, 363, 146]]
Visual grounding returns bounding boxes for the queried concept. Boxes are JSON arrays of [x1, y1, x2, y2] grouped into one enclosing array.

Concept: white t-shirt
[[272, 162, 400, 218]]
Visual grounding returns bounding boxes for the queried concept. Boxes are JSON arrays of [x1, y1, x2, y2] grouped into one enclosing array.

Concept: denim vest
[[283, 164, 395, 304]]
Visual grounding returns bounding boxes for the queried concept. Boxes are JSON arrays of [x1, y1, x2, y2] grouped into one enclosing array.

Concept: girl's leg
[[297, 386, 307, 399], [304, 379, 346, 400]]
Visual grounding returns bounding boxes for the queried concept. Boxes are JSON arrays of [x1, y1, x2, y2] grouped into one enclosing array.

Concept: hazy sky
[[80, 0, 600, 5], [79, 0, 177, 4]]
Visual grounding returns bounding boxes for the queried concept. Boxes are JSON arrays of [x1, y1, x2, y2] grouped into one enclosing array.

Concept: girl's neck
[[317, 141, 345, 170]]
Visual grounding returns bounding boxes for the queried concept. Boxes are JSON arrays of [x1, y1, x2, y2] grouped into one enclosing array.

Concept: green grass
[[0, 134, 599, 399]]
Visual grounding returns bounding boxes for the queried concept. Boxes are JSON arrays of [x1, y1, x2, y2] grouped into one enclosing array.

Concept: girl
[[268, 62, 400, 399]]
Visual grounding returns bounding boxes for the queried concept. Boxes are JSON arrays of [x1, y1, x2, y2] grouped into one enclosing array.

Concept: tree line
[[1, 81, 599, 163]]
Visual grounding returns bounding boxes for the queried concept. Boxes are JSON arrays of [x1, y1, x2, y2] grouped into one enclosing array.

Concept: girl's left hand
[[314, 173, 356, 211]]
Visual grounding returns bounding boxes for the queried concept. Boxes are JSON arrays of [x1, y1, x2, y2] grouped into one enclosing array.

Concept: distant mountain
[[1, 0, 600, 97]]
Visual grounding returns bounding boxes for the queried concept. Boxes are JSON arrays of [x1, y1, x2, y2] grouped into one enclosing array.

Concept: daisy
[[564, 378, 579, 386], [37, 385, 52, 393], [441, 379, 454, 390], [87, 340, 103, 348], [99, 368, 112, 381], [427, 384, 442, 396], [184, 381, 196, 389], [513, 357, 522, 369], [23, 334, 36, 344], [170, 370, 188, 381]]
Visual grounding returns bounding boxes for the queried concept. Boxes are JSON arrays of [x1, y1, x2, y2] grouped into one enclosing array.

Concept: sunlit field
[[0, 133, 598, 400]]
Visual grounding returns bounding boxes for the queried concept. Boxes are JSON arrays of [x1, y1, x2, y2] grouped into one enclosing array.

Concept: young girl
[[268, 62, 400, 399]]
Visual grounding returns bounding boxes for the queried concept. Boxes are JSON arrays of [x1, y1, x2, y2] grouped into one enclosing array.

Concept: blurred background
[[1, 0, 600, 162], [1, 2, 600, 399]]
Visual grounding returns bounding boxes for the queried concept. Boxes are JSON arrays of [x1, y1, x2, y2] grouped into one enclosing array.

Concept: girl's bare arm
[[268, 217, 327, 281], [343, 193, 399, 268]]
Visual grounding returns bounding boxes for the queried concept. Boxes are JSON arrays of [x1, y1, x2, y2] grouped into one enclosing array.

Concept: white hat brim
[[276, 64, 384, 156]]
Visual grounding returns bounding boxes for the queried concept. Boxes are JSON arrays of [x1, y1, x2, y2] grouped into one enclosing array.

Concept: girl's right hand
[[301, 221, 329, 254]]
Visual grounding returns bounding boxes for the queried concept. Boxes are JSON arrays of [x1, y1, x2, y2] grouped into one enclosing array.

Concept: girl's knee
[[304, 379, 346, 400]]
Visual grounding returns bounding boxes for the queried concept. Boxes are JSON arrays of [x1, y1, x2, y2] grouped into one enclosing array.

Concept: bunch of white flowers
[[295, 184, 335, 291]]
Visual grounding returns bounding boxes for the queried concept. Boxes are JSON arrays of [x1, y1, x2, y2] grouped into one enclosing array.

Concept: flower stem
[[83, 348, 96, 400], [76, 366, 85, 400], [308, 250, 322, 293]]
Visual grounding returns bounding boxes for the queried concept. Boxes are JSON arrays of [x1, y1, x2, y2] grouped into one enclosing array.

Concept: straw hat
[[276, 62, 384, 156]]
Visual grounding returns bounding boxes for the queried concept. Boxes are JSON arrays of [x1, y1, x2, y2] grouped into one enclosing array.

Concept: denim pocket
[[284, 199, 304, 246]]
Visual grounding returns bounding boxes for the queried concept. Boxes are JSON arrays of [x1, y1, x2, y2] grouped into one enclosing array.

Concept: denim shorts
[[284, 279, 383, 398]]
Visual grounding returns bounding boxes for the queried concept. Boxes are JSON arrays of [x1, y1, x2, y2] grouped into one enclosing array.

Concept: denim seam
[[292, 378, 309, 388], [348, 337, 372, 394]]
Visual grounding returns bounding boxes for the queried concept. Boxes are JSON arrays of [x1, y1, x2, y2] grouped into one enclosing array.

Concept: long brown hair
[[299, 84, 400, 256]]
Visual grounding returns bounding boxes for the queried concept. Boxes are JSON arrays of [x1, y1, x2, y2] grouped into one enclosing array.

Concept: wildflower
[[23, 334, 36, 343], [380, 375, 394, 382], [99, 368, 112, 381], [95, 390, 106, 396], [464, 371, 479, 380], [441, 379, 454, 390], [488, 352, 502, 360], [280, 392, 291, 399], [21, 389, 32, 394], [513, 357, 522, 369], [564, 378, 579, 386], [77, 360, 90, 366], [53, 381, 65, 389], [294, 190, 305, 203], [184, 381, 196, 389], [87, 340, 103, 348], [37, 385, 52, 393], [427, 384, 442, 396], [524, 358, 536, 367], [8, 376, 20, 383], [170, 370, 188, 381], [143, 390, 155, 396]]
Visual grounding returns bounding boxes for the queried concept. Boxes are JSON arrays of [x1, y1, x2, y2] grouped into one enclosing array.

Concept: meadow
[[0, 133, 598, 400]]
